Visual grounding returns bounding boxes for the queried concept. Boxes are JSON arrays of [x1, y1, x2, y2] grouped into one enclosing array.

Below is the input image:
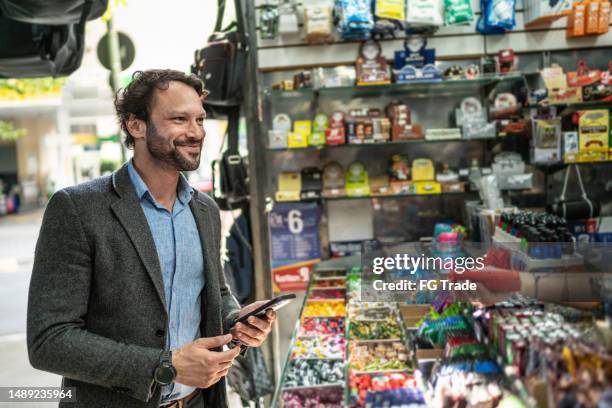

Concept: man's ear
[[126, 114, 146, 141]]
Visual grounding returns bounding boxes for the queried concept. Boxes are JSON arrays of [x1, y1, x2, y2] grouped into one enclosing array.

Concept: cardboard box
[[416, 349, 445, 361], [600, 0, 611, 33], [578, 109, 609, 152], [400, 304, 431, 318], [567, 2, 586, 37], [415, 181, 442, 194], [586, 0, 601, 34], [524, 0, 573, 26]]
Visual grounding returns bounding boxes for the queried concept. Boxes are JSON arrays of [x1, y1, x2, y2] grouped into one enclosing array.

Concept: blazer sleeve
[[27, 189, 161, 402]]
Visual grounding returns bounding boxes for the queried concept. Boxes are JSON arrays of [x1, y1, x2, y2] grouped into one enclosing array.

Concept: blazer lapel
[[190, 195, 221, 337], [110, 164, 167, 313]]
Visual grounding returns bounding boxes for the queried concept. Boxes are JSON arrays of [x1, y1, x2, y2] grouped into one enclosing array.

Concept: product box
[[586, 0, 601, 34], [578, 109, 610, 152], [369, 175, 392, 196], [531, 118, 562, 163], [440, 181, 465, 192], [275, 172, 302, 202], [524, 0, 573, 26], [414, 181, 442, 194], [567, 2, 587, 37], [599, 0, 611, 33], [287, 132, 308, 148], [548, 87, 583, 104], [412, 158, 435, 181]]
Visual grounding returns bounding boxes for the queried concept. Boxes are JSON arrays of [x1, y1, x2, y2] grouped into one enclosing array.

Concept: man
[[27, 69, 275, 408]]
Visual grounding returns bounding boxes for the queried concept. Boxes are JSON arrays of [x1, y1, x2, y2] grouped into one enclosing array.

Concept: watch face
[[155, 366, 175, 385]]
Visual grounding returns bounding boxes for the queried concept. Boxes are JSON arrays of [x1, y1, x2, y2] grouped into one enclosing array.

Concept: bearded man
[[27, 69, 275, 408]]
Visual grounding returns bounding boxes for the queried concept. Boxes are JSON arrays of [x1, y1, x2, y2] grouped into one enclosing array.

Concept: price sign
[[269, 202, 321, 292]]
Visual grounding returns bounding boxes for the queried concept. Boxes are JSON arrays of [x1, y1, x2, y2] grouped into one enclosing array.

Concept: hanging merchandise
[[405, 0, 444, 28], [322, 162, 346, 197], [393, 35, 441, 83], [278, 0, 299, 35], [355, 40, 392, 85], [444, 0, 474, 25], [531, 118, 562, 163], [476, 0, 516, 33], [496, 49, 517, 73], [259, 2, 280, 40], [393, 35, 435, 69], [304, 2, 334, 44], [335, 0, 374, 40], [372, 0, 405, 39], [345, 161, 371, 196], [549, 164, 600, 220]]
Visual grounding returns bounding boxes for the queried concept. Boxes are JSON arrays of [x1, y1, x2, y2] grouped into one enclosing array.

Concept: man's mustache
[[174, 138, 202, 147]]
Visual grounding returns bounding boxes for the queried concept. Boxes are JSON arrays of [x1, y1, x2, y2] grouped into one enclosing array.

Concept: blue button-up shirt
[[127, 161, 205, 402]]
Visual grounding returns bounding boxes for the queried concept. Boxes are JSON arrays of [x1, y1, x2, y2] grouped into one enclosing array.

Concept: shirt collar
[[127, 159, 194, 205]]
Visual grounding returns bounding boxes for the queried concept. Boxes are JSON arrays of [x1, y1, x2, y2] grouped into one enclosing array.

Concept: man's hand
[[230, 301, 277, 347], [172, 334, 240, 389]]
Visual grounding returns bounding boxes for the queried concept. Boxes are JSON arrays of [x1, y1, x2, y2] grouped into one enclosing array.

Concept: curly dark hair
[[114, 69, 206, 149]]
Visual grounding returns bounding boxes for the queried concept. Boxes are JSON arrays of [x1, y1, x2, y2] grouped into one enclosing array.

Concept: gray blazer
[[27, 163, 241, 408]]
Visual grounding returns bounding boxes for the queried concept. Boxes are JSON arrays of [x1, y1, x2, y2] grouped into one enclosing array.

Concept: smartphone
[[233, 294, 296, 326]]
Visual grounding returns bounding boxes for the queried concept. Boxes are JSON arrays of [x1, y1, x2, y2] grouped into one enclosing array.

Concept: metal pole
[[242, 0, 278, 386], [106, 16, 127, 163]]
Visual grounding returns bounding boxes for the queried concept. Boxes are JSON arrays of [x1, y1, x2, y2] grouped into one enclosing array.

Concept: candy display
[[302, 300, 346, 317], [299, 317, 345, 337], [349, 372, 423, 406], [349, 317, 402, 340], [284, 359, 345, 388], [313, 278, 347, 289], [309, 288, 346, 300], [292, 335, 345, 359], [274, 259, 610, 407], [281, 386, 344, 407], [348, 341, 411, 372]]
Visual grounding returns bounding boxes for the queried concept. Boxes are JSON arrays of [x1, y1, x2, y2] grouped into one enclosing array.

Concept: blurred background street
[[0, 209, 61, 406]]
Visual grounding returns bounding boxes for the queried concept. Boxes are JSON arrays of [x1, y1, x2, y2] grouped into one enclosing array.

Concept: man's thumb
[[195, 334, 232, 349]]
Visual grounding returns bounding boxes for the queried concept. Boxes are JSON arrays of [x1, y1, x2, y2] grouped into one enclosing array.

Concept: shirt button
[[156, 329, 165, 337]]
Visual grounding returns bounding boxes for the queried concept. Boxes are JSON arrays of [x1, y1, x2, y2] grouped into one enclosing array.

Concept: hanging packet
[[444, 0, 474, 25], [477, 0, 516, 32], [304, 2, 334, 43], [376, 0, 406, 20], [406, 0, 444, 27], [335, 0, 374, 40]]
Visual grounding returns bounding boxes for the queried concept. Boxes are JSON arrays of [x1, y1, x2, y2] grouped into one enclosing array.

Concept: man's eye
[[197, 118, 205, 125], [173, 117, 186, 122]]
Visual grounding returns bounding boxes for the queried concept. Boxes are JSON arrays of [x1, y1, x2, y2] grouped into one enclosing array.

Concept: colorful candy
[[283, 359, 344, 388], [299, 317, 345, 337], [309, 288, 346, 300], [302, 300, 346, 317], [348, 341, 411, 372], [349, 317, 402, 340], [292, 335, 345, 360]]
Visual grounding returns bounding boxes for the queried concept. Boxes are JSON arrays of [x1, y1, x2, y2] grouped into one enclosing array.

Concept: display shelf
[[275, 191, 475, 204], [527, 100, 612, 116], [535, 160, 612, 174], [264, 74, 525, 100], [267, 137, 500, 153]]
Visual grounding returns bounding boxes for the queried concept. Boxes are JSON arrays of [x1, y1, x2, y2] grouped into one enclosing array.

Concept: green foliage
[[101, 0, 128, 21], [0, 78, 64, 100], [0, 121, 27, 141]]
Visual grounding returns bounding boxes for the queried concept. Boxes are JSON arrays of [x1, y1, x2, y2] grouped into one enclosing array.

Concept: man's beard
[[145, 121, 202, 171]]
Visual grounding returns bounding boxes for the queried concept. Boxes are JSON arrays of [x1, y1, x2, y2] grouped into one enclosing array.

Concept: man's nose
[[187, 120, 205, 139]]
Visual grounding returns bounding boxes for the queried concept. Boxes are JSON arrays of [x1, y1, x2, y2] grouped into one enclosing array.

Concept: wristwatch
[[154, 351, 176, 385]]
